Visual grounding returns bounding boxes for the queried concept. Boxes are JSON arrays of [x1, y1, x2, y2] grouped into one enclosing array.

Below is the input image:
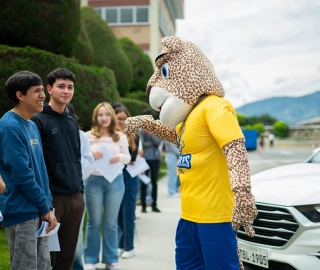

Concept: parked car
[[305, 148, 320, 163], [237, 163, 320, 270]]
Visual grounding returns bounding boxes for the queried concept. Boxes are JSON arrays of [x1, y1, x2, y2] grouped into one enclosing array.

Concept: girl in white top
[[83, 102, 130, 270]]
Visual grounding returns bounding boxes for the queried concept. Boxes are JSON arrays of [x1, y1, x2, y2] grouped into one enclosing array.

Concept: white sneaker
[[106, 262, 121, 270], [169, 193, 180, 198], [121, 249, 135, 259], [84, 264, 96, 270], [118, 248, 124, 257]]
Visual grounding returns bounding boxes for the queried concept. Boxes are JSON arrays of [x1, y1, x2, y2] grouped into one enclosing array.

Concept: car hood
[[251, 163, 320, 206]]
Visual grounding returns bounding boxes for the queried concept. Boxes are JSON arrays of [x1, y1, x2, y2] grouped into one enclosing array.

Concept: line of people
[[0, 68, 179, 270]]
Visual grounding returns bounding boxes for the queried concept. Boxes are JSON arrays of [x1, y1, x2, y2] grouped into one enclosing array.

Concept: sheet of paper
[[0, 211, 3, 222], [36, 222, 60, 237], [94, 146, 124, 183], [49, 233, 60, 251], [126, 157, 150, 178], [139, 174, 151, 184], [36, 221, 61, 251]]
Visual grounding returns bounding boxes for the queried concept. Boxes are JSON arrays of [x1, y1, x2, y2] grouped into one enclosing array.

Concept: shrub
[[273, 121, 289, 138], [72, 20, 94, 65], [0, 44, 119, 130], [119, 37, 154, 93], [0, 0, 80, 57], [81, 6, 133, 96], [243, 123, 265, 135], [120, 98, 152, 117]]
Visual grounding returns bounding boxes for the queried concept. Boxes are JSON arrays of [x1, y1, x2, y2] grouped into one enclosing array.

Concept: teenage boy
[[31, 68, 84, 270], [0, 71, 57, 270]]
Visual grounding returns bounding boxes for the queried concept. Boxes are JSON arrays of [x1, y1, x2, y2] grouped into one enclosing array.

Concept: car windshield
[[305, 149, 320, 163]]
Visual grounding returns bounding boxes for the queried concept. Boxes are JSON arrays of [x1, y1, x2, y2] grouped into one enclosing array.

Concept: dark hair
[[47, 68, 76, 86], [4, 71, 42, 104], [142, 108, 157, 119], [66, 103, 79, 121], [110, 101, 124, 111]]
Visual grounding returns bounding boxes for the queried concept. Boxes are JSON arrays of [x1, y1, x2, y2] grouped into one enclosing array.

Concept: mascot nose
[[146, 85, 152, 98]]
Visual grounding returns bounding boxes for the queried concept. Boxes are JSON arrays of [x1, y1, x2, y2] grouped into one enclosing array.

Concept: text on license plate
[[238, 242, 269, 268]]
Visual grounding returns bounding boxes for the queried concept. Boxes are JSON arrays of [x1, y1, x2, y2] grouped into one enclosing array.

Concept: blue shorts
[[175, 219, 240, 270]]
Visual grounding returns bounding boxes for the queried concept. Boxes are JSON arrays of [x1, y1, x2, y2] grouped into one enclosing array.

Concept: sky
[[176, 0, 320, 108]]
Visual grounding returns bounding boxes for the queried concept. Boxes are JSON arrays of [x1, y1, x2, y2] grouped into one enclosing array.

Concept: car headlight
[[295, 205, 320, 223]]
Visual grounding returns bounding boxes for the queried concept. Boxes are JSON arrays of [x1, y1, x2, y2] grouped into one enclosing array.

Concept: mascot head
[[147, 36, 224, 127]]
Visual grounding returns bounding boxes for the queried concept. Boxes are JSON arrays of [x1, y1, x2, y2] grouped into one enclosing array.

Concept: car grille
[[237, 203, 299, 247]]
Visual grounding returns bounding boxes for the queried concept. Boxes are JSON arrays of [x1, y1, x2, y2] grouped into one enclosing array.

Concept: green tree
[[243, 123, 265, 135], [0, 0, 80, 57], [81, 6, 133, 96], [273, 121, 289, 138], [119, 37, 154, 93]]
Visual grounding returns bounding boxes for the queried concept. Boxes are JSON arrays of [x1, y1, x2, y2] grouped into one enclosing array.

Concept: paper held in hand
[[126, 157, 150, 178], [94, 146, 125, 183], [36, 221, 61, 251], [138, 174, 151, 184]]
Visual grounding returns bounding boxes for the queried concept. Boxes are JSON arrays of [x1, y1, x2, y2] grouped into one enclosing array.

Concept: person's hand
[[232, 192, 257, 237], [92, 150, 103, 160], [124, 115, 155, 134], [40, 210, 57, 234], [110, 154, 120, 164]]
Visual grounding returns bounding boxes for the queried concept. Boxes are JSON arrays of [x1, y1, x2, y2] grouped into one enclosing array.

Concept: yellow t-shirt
[[176, 95, 244, 223]]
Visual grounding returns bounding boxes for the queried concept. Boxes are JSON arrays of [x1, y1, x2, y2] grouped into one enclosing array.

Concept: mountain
[[235, 91, 320, 125]]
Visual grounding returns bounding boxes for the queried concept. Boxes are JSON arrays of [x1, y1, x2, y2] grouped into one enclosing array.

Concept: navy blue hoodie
[[31, 104, 82, 195]]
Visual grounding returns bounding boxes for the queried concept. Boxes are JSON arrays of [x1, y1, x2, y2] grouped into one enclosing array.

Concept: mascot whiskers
[[124, 36, 257, 270]]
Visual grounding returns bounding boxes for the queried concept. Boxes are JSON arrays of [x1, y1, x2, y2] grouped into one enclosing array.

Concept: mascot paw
[[232, 192, 258, 237], [124, 115, 155, 134]]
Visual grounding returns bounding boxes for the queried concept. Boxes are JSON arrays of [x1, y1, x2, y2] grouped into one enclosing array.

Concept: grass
[[0, 228, 10, 270], [0, 160, 168, 269]]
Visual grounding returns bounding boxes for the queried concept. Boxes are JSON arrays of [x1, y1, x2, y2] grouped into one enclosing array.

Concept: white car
[[237, 163, 320, 270]]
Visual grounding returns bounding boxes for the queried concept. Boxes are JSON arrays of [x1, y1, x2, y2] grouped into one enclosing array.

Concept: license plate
[[238, 242, 269, 268]]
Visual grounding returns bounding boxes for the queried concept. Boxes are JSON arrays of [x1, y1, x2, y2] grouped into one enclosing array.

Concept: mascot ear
[[161, 36, 185, 53]]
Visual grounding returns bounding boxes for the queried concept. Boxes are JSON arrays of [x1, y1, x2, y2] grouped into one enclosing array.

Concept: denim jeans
[[165, 152, 179, 195], [118, 169, 138, 251], [84, 174, 124, 264]]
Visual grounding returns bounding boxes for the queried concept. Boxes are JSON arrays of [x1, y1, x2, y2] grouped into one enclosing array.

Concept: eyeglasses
[[117, 118, 127, 122]]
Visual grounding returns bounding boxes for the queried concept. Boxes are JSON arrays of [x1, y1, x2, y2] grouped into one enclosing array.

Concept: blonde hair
[[114, 106, 137, 151], [91, 102, 120, 142]]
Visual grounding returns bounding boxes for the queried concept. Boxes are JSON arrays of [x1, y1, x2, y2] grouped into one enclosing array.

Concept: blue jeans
[[165, 152, 179, 195], [118, 169, 138, 251], [84, 174, 124, 264]]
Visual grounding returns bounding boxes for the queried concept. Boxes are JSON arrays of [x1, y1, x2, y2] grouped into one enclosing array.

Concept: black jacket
[[31, 103, 82, 195]]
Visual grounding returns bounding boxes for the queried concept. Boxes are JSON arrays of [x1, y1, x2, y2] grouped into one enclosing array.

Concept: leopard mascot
[[124, 36, 257, 270]]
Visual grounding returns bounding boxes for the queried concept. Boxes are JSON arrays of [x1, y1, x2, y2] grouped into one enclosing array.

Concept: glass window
[[136, 7, 149, 23], [94, 8, 102, 17], [106, 8, 117, 23], [121, 8, 133, 23]]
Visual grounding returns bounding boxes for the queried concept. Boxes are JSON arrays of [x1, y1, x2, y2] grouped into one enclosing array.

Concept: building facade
[[84, 0, 184, 66]]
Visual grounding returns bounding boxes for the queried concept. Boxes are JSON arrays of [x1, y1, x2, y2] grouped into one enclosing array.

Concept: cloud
[[176, 0, 320, 108]]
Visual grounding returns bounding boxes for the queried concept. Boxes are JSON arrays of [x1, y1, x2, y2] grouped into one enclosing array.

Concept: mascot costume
[[124, 36, 257, 270]]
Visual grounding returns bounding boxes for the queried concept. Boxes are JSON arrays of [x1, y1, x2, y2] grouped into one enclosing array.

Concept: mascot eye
[[161, 63, 169, 78]]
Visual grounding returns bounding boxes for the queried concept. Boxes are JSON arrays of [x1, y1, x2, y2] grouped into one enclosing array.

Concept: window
[[137, 7, 149, 23], [98, 6, 149, 25], [120, 8, 133, 23], [106, 8, 117, 23]]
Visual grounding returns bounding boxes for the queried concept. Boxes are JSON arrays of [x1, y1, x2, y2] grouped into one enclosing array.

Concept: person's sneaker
[[118, 248, 124, 257], [141, 207, 147, 213], [169, 193, 180, 198], [152, 207, 161, 212], [84, 264, 96, 270], [106, 262, 121, 270], [121, 249, 135, 259]]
